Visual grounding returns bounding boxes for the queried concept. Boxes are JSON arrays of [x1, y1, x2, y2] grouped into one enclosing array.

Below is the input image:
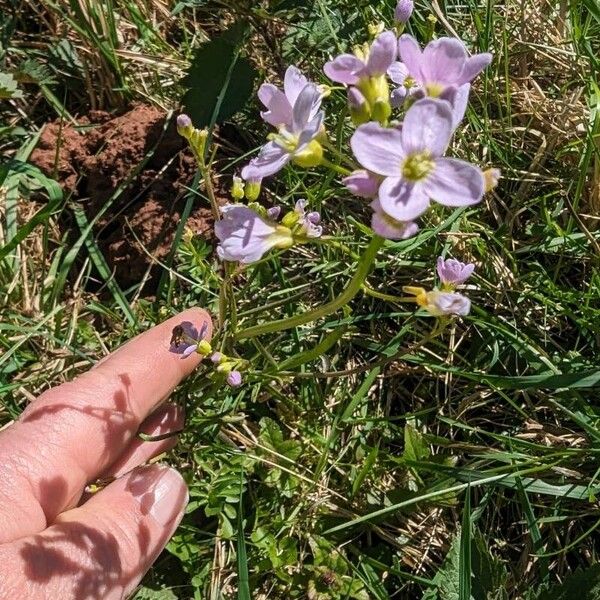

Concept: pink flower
[[258, 66, 317, 129], [169, 321, 209, 358], [324, 30, 397, 85], [242, 84, 324, 181], [398, 34, 492, 95], [343, 170, 381, 198], [293, 199, 323, 239], [436, 257, 475, 286], [370, 200, 418, 240], [215, 205, 293, 264], [391, 35, 491, 125], [422, 290, 471, 316], [350, 98, 484, 223]]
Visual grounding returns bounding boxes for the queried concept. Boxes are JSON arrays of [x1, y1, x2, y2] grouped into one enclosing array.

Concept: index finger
[[0, 307, 211, 543]]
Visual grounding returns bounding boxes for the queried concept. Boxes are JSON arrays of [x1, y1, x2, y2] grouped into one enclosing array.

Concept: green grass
[[2, 0, 600, 598]]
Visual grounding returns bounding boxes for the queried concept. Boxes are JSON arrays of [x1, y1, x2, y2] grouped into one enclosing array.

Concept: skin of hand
[[0, 308, 211, 600]]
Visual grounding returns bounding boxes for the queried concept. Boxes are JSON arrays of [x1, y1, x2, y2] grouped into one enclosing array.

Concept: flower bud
[[244, 178, 262, 201], [267, 206, 282, 220], [368, 21, 385, 37], [196, 339, 212, 356], [211, 352, 225, 364], [231, 176, 245, 200], [371, 98, 392, 124], [190, 128, 209, 158], [394, 0, 414, 24], [292, 139, 323, 168], [176, 114, 193, 138], [227, 370, 243, 387], [281, 211, 300, 228], [348, 87, 371, 125]]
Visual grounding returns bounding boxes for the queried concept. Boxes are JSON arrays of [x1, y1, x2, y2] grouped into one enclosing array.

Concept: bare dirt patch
[[30, 104, 214, 289]]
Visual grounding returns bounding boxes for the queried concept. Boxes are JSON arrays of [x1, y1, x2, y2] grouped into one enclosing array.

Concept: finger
[[0, 308, 210, 543], [101, 404, 184, 479], [0, 465, 188, 600]]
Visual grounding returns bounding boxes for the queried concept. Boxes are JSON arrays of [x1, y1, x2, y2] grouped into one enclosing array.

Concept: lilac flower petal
[[267, 206, 282, 220], [211, 352, 224, 363], [390, 86, 408, 108], [343, 170, 381, 198], [437, 257, 475, 285], [241, 142, 290, 180], [378, 177, 430, 221], [182, 345, 197, 357], [227, 370, 243, 387], [296, 112, 324, 152], [351, 122, 405, 176], [427, 291, 471, 316], [460, 53, 493, 85], [283, 65, 309, 105], [424, 158, 484, 207], [258, 83, 293, 128], [366, 30, 397, 76], [323, 54, 364, 85], [398, 34, 424, 82], [401, 98, 454, 156], [307, 211, 321, 224], [387, 61, 409, 85], [421, 37, 468, 85], [371, 200, 418, 240], [442, 84, 470, 128], [292, 84, 322, 133], [215, 204, 291, 263], [348, 86, 367, 109]]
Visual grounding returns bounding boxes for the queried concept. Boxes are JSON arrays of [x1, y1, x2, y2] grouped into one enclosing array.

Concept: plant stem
[[235, 235, 385, 340], [321, 157, 352, 177]]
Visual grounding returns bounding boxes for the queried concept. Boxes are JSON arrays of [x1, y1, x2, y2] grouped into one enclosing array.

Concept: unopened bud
[[293, 139, 323, 168], [371, 99, 392, 124], [348, 87, 371, 126], [267, 206, 282, 220], [227, 370, 243, 387], [394, 0, 414, 24], [281, 211, 300, 228], [197, 340, 212, 356], [176, 113, 193, 138], [231, 176, 245, 200], [244, 178, 262, 201], [368, 21, 385, 37]]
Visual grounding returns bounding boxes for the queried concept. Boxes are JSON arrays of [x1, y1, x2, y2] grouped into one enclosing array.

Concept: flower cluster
[[404, 257, 475, 317], [172, 12, 496, 380], [169, 321, 244, 386]]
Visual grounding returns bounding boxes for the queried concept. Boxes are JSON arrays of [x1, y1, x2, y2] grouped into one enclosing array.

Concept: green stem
[[235, 235, 385, 340], [321, 157, 352, 177]]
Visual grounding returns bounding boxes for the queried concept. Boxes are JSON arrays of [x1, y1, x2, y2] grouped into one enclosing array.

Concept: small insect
[[320, 570, 336, 587], [170, 325, 185, 347]]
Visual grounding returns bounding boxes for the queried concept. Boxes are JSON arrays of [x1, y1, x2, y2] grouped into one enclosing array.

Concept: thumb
[[0, 465, 188, 600]]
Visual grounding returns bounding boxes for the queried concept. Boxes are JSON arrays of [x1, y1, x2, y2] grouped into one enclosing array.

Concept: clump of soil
[[30, 104, 215, 289]]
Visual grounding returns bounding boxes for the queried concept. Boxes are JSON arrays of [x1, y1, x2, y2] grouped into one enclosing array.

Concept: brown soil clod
[[30, 103, 214, 290]]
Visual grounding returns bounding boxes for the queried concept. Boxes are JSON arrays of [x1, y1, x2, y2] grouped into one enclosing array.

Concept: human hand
[[0, 308, 212, 599]]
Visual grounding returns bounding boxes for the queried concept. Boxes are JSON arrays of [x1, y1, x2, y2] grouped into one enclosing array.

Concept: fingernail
[[146, 466, 189, 526]]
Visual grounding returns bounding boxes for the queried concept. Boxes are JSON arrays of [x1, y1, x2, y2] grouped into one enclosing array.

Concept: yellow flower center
[[402, 152, 435, 181], [425, 82, 444, 97]]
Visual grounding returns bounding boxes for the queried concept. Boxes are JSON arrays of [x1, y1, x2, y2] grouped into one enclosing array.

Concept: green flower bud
[[293, 139, 323, 168]]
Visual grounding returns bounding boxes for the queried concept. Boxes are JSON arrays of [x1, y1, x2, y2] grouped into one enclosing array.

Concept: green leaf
[[0, 72, 23, 99], [182, 22, 257, 127], [422, 532, 461, 600], [132, 587, 178, 600], [237, 470, 251, 600], [536, 564, 600, 599]]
